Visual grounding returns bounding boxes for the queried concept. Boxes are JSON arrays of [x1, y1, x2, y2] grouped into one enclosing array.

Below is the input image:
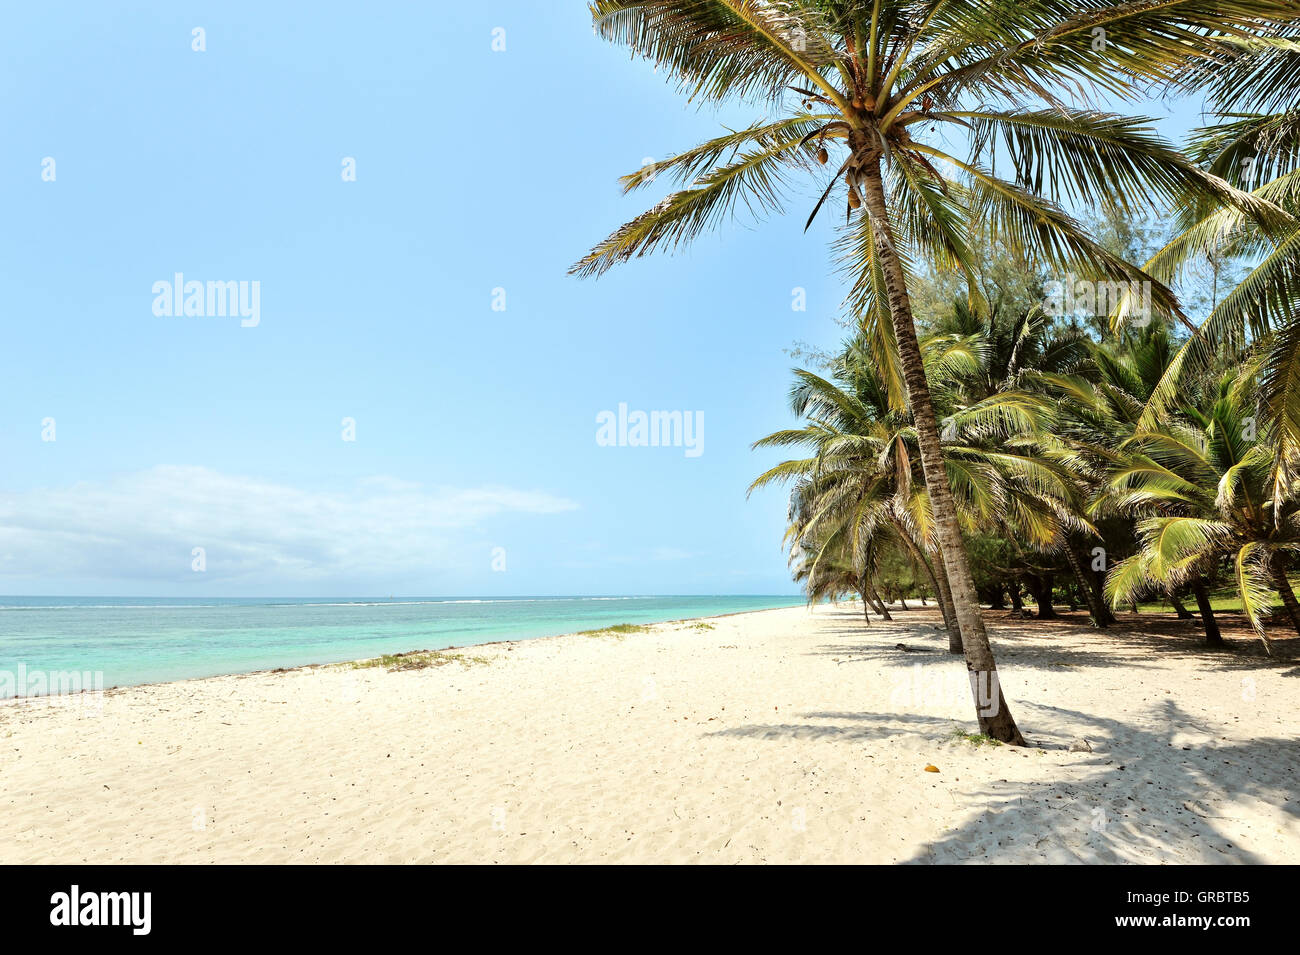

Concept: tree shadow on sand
[[711, 606, 1299, 861], [709, 698, 1299, 863], [904, 698, 1299, 863], [808, 605, 1300, 675]]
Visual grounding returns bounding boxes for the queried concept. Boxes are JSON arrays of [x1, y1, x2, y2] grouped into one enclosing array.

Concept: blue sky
[[0, 3, 1210, 597]]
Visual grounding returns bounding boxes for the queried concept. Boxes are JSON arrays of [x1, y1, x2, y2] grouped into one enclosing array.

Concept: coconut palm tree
[[929, 295, 1091, 405], [1106, 371, 1300, 654], [926, 295, 1120, 622], [751, 331, 1082, 649], [787, 509, 884, 620], [574, 0, 1287, 744], [751, 342, 968, 646], [1029, 321, 1192, 622], [1127, 32, 1300, 501]]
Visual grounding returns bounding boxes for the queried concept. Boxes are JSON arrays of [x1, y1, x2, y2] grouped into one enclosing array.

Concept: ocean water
[[0, 595, 803, 697]]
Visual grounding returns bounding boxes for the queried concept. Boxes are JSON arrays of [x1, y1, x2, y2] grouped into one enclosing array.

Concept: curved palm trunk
[[873, 587, 894, 623], [1169, 592, 1194, 619], [866, 581, 892, 621], [1191, 581, 1224, 647], [1270, 560, 1300, 641], [859, 161, 1025, 745], [1064, 539, 1113, 628], [931, 556, 964, 655], [855, 575, 872, 627], [887, 514, 962, 653]]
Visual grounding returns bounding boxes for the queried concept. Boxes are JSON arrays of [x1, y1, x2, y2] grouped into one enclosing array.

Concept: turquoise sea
[[0, 595, 803, 697]]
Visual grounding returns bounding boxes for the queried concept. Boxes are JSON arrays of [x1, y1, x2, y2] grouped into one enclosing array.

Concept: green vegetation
[[578, 623, 653, 639], [759, 273, 1300, 657], [347, 650, 490, 671], [949, 729, 1003, 748], [1137, 580, 1300, 616], [577, 2, 1300, 743]]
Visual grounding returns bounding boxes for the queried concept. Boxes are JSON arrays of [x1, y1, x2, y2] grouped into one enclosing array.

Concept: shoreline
[[3, 603, 1297, 864], [0, 596, 806, 701]]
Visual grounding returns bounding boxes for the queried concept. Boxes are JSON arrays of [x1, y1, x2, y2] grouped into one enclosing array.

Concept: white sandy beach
[[2, 604, 1297, 864]]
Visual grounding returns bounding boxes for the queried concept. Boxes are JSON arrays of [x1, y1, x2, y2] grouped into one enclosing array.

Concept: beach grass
[[578, 623, 653, 640], [346, 650, 490, 671], [948, 729, 1003, 747]]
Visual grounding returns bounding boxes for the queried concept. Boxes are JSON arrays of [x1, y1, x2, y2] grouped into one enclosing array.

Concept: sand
[[2, 604, 1297, 864]]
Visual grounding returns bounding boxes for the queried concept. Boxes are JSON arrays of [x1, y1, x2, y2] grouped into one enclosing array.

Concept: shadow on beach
[[711, 698, 1298, 863], [808, 604, 1300, 675], [899, 698, 1299, 864], [708, 605, 1300, 863]]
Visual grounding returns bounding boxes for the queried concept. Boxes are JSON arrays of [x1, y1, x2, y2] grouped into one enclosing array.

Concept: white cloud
[[0, 466, 578, 585]]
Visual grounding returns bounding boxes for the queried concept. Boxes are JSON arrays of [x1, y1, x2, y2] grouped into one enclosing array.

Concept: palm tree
[[751, 341, 969, 647], [1106, 372, 1300, 654], [752, 332, 1081, 650], [786, 509, 883, 621], [930, 296, 1091, 405], [574, 0, 1286, 744], [1029, 321, 1190, 623], [1129, 32, 1300, 497], [930, 296, 1119, 623]]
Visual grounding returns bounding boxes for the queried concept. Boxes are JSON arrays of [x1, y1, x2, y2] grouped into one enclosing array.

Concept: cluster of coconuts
[[808, 92, 880, 212], [814, 145, 861, 209]]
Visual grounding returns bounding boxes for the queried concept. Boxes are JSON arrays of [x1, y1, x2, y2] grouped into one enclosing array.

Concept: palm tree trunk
[[866, 581, 892, 621], [1270, 560, 1300, 638], [856, 575, 872, 627], [1027, 573, 1057, 620], [931, 555, 964, 655], [887, 515, 961, 652], [1191, 580, 1224, 647], [1064, 539, 1113, 627], [1169, 593, 1194, 619], [859, 160, 1024, 745]]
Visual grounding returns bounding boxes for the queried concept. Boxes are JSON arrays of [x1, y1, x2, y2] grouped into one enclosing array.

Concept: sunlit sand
[[3, 604, 1295, 864]]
